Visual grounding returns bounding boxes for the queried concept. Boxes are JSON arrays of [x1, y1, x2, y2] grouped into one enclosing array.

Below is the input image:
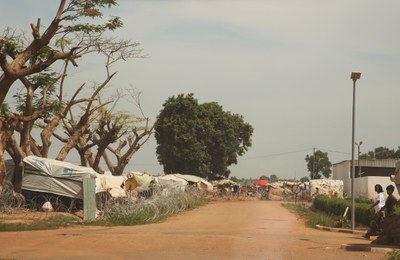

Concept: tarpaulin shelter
[[23, 156, 109, 199], [126, 171, 154, 192], [102, 172, 127, 197], [254, 180, 269, 186], [212, 179, 236, 186], [155, 175, 188, 192], [173, 173, 213, 192]]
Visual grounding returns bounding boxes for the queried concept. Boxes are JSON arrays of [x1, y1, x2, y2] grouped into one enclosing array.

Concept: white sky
[[1, 0, 400, 180]]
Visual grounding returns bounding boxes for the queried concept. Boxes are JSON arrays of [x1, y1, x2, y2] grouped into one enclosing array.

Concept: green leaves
[[155, 93, 253, 180], [62, 1, 122, 33], [305, 150, 332, 179]]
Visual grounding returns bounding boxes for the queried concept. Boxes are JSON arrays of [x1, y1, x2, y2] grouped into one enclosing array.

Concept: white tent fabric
[[173, 173, 213, 192], [23, 156, 108, 199], [126, 171, 154, 193], [102, 172, 126, 197], [155, 175, 188, 192]]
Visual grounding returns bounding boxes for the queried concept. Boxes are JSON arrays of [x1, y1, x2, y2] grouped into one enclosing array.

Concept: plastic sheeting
[[155, 175, 188, 192], [173, 173, 213, 192], [23, 156, 108, 199], [126, 171, 154, 192]]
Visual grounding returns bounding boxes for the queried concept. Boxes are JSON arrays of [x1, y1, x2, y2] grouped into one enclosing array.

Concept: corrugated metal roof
[[333, 159, 398, 168]]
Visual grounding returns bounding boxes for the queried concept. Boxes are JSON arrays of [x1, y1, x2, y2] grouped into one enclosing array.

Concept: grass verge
[[0, 215, 80, 232], [282, 202, 339, 228], [0, 187, 208, 231]]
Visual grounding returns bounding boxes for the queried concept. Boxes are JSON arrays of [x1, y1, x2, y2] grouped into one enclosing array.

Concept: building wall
[[355, 176, 400, 200], [332, 159, 399, 200], [333, 161, 351, 197]]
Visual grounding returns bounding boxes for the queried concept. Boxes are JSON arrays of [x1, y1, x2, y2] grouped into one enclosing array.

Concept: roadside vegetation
[[0, 215, 81, 232], [282, 203, 339, 228], [90, 187, 207, 226], [282, 194, 378, 229], [0, 187, 208, 231]]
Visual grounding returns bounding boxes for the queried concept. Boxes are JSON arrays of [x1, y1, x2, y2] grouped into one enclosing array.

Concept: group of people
[[363, 160, 400, 239], [363, 184, 398, 239]]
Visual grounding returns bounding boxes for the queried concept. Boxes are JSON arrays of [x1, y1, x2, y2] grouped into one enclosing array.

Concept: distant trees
[[299, 176, 309, 183], [269, 174, 279, 183], [359, 146, 400, 160], [305, 150, 332, 179], [155, 93, 253, 180]]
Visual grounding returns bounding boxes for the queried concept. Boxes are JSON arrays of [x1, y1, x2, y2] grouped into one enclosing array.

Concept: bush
[[387, 250, 400, 260], [313, 195, 371, 226], [282, 203, 337, 228]]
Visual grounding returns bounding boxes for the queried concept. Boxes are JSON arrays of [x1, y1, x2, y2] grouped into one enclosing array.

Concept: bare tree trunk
[[0, 120, 6, 190]]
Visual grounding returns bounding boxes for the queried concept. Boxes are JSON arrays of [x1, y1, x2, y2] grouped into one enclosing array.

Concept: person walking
[[362, 184, 385, 239], [380, 184, 398, 217]]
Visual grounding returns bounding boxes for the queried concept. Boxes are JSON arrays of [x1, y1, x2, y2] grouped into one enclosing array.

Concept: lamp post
[[355, 141, 363, 177], [350, 71, 361, 231]]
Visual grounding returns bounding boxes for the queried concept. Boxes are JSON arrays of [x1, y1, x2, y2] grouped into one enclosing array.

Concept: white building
[[332, 159, 399, 200]]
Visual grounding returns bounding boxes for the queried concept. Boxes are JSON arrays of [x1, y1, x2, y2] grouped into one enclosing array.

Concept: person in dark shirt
[[380, 184, 398, 217]]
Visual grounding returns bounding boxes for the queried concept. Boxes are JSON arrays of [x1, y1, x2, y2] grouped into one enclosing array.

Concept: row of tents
[[6, 156, 215, 200]]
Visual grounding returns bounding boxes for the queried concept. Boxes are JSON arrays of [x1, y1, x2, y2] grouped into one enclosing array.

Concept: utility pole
[[312, 148, 315, 179]]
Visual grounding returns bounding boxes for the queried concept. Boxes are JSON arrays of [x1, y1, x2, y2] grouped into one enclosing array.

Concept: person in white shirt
[[363, 184, 385, 239]]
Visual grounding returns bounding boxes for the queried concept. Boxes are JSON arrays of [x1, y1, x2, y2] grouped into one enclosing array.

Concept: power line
[[315, 147, 351, 155], [240, 148, 313, 160], [240, 147, 350, 161]]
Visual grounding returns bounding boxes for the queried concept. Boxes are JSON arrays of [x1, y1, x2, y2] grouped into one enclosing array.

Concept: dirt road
[[0, 200, 387, 259]]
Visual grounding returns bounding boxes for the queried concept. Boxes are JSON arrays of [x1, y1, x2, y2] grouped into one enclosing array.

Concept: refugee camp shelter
[[332, 159, 399, 200], [22, 156, 110, 199]]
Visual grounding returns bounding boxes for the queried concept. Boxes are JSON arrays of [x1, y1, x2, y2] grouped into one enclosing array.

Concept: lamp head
[[351, 72, 361, 81]]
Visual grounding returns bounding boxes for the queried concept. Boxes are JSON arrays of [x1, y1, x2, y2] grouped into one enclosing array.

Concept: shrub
[[313, 195, 371, 226], [387, 250, 400, 260]]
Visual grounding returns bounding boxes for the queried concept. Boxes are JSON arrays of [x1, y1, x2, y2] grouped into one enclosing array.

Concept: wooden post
[[83, 176, 96, 221]]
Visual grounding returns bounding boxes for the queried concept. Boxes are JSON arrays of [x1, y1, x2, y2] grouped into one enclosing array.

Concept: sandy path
[[0, 200, 386, 259]]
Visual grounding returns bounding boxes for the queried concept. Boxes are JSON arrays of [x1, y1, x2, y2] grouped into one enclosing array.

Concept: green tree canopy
[[299, 176, 309, 183], [269, 174, 279, 182], [359, 146, 400, 159], [155, 93, 253, 180], [305, 150, 332, 179]]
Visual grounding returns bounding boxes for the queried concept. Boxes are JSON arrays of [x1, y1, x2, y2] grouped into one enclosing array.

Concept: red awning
[[254, 180, 269, 186]]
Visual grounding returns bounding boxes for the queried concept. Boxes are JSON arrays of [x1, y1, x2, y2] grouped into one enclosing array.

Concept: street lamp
[[350, 71, 361, 231], [355, 141, 363, 177]]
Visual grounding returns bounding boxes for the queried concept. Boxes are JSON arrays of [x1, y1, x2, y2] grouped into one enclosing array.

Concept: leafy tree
[[299, 176, 309, 183], [0, 0, 151, 191], [269, 174, 279, 183], [375, 146, 396, 159], [359, 146, 400, 159], [305, 150, 332, 179], [259, 175, 269, 181], [395, 146, 400, 159], [230, 176, 239, 182], [359, 151, 375, 160], [155, 93, 253, 180]]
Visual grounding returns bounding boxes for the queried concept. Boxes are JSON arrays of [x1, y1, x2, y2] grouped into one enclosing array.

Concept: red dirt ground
[[0, 200, 389, 259]]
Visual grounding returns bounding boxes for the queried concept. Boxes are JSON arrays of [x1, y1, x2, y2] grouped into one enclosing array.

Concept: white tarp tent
[[173, 173, 213, 192], [155, 175, 188, 192], [126, 171, 154, 192], [102, 172, 126, 198], [23, 156, 108, 199]]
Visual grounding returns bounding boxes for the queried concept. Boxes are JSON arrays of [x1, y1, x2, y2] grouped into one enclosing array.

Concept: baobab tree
[[0, 0, 152, 192]]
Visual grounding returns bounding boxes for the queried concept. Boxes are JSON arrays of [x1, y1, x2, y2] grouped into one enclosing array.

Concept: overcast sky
[[1, 1, 400, 180]]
